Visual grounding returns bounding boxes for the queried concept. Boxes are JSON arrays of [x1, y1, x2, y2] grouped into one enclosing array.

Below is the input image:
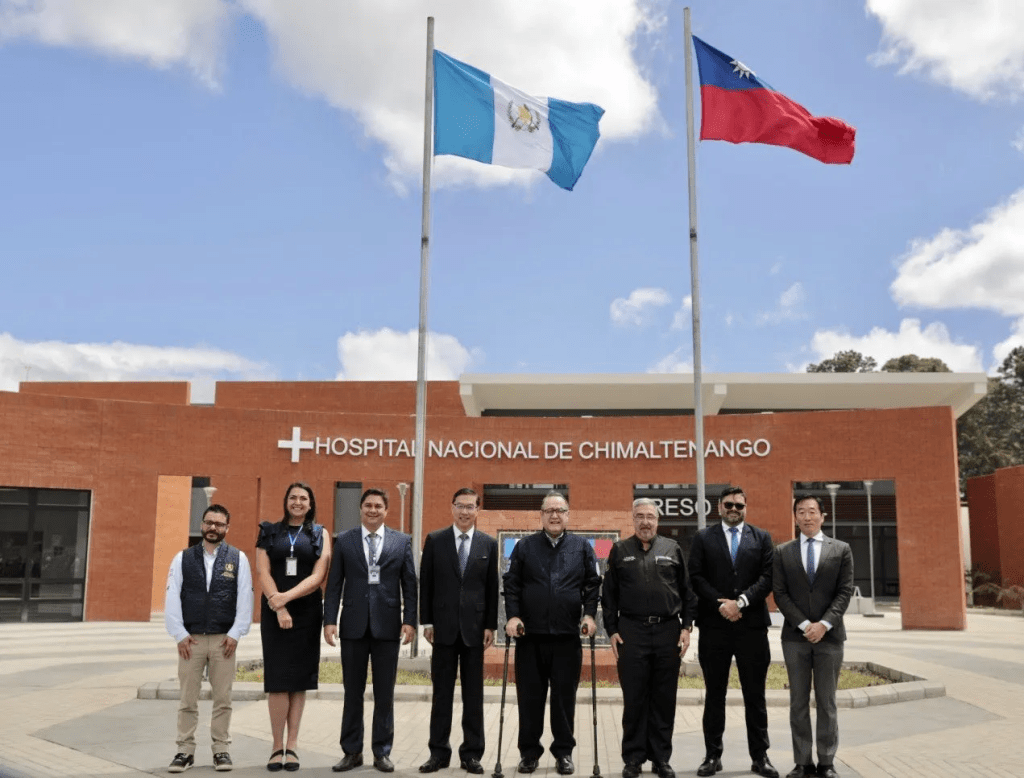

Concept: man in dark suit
[[418, 488, 499, 775], [324, 488, 418, 774], [773, 495, 854, 778], [688, 486, 778, 778]]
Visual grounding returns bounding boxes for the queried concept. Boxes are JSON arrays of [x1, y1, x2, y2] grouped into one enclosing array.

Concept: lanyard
[[287, 527, 301, 556]]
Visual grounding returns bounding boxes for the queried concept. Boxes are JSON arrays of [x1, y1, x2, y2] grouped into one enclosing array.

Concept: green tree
[[881, 354, 952, 373], [806, 350, 877, 373]]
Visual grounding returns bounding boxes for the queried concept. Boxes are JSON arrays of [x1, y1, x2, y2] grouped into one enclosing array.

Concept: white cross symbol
[[278, 426, 314, 463]]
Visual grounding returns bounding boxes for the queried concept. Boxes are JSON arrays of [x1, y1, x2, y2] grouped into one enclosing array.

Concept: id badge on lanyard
[[286, 527, 300, 577], [368, 564, 381, 585]]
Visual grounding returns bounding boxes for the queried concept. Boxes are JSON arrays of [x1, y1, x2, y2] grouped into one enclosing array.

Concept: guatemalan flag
[[692, 36, 856, 165], [433, 50, 605, 190]]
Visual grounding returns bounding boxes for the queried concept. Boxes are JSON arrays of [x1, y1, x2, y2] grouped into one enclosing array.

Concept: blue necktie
[[806, 538, 816, 584], [729, 527, 739, 564], [458, 533, 469, 576]]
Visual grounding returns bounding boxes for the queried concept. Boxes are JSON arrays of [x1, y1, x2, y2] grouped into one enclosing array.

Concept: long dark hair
[[283, 482, 317, 537]]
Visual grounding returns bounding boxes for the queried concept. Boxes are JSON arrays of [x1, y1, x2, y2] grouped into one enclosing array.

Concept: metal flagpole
[[683, 7, 708, 530], [410, 16, 435, 655]]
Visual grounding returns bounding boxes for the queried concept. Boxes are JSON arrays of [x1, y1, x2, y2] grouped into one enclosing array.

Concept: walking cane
[[588, 630, 602, 778], [493, 623, 523, 778]]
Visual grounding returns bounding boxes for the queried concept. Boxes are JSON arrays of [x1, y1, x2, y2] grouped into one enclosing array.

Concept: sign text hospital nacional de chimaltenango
[[278, 427, 771, 464]]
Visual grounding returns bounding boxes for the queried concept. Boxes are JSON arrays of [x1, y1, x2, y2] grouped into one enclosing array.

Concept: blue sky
[[2, 0, 1022, 400]]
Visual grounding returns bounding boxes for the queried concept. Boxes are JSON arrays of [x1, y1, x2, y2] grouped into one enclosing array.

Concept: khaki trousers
[[176, 634, 236, 755]]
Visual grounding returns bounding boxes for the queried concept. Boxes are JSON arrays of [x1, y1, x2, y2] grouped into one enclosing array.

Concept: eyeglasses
[[721, 502, 746, 510], [202, 520, 228, 529], [541, 507, 569, 516], [453, 503, 478, 512]]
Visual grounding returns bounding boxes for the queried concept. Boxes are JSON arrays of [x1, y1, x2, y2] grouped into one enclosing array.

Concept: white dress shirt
[[164, 543, 254, 644]]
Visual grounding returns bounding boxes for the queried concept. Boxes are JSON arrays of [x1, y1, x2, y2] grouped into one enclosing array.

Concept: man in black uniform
[[504, 491, 602, 776], [689, 487, 778, 778], [602, 498, 697, 778]]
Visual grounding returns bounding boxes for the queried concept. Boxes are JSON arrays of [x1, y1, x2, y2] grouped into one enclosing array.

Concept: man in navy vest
[[165, 504, 253, 773]]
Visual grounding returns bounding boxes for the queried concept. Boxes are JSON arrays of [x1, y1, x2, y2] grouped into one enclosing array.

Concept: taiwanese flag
[[692, 36, 856, 165]]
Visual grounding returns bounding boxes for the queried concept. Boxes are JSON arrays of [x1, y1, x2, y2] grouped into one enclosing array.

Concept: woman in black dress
[[255, 482, 331, 772]]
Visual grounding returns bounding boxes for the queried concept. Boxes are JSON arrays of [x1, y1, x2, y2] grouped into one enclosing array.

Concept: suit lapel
[[789, 539, 809, 583], [447, 527, 463, 580], [817, 536, 837, 572], [465, 530, 488, 577], [350, 529, 368, 571], [710, 525, 732, 565]]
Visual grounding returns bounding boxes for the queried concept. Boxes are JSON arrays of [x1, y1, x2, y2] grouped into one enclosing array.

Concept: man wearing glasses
[[504, 492, 601, 776], [164, 504, 253, 773], [688, 487, 778, 778], [418, 488, 499, 775]]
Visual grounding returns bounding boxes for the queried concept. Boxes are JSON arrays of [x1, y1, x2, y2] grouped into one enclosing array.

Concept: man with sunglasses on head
[[688, 487, 778, 778], [504, 491, 601, 777], [164, 504, 253, 773]]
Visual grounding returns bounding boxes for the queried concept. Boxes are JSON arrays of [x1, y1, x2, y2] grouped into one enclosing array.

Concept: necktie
[[458, 533, 469, 576], [366, 532, 378, 565], [806, 538, 816, 584], [729, 527, 739, 564]]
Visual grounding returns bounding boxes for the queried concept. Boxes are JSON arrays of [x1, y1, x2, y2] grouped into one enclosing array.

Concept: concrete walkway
[[0, 609, 1021, 778]]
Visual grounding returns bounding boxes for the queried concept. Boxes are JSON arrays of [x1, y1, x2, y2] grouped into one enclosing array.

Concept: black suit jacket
[[773, 535, 854, 644], [419, 527, 499, 646], [688, 522, 774, 630], [323, 525, 418, 640]]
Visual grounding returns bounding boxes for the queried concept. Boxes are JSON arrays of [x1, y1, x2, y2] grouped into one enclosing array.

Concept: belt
[[623, 614, 670, 624]]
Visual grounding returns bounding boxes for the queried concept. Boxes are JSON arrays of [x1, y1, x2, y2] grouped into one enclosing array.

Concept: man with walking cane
[[503, 491, 602, 776], [602, 499, 697, 778]]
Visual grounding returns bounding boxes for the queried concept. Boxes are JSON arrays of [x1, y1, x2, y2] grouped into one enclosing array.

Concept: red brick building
[[0, 372, 986, 629], [965, 465, 1024, 593]]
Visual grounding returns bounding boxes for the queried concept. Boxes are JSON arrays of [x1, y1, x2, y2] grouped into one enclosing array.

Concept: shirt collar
[[801, 531, 825, 544], [361, 524, 382, 541], [452, 525, 475, 541], [720, 521, 746, 535]]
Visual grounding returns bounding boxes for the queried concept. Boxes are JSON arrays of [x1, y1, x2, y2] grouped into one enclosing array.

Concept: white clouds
[[1013, 127, 1024, 154], [242, 0, 663, 189], [867, 0, 1024, 100], [0, 332, 268, 402], [610, 287, 672, 327], [335, 327, 477, 380], [756, 282, 807, 325], [0, 0, 663, 189], [992, 317, 1024, 369], [806, 318, 983, 372], [890, 188, 1024, 317], [0, 0, 230, 85], [671, 296, 693, 331], [648, 348, 692, 374]]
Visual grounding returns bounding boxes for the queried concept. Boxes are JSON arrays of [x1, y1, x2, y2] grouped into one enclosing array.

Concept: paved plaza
[[1, 608, 1021, 778]]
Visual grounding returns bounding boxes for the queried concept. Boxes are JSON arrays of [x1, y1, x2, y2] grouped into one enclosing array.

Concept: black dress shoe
[[420, 756, 450, 773], [651, 762, 674, 778], [373, 756, 395, 773], [696, 757, 722, 777], [332, 754, 364, 772], [785, 767, 814, 778], [751, 756, 779, 778], [556, 757, 574, 775], [622, 763, 642, 778], [460, 759, 484, 775], [517, 759, 539, 774], [816, 767, 838, 778]]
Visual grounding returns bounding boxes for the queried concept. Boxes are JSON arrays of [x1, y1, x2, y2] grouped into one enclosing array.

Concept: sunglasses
[[721, 501, 747, 510]]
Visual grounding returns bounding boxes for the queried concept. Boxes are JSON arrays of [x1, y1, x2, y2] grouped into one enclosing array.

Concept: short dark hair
[[793, 494, 824, 513], [452, 488, 479, 506], [203, 504, 230, 523], [719, 486, 746, 502], [543, 490, 568, 507], [361, 488, 389, 509]]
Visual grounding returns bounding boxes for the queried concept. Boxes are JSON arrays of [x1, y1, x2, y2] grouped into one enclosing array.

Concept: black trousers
[[617, 618, 682, 765], [428, 635, 486, 761], [340, 634, 401, 758], [697, 624, 770, 760], [515, 635, 582, 760]]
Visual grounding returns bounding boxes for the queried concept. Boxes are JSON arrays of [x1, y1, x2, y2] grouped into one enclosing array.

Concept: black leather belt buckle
[[642, 616, 662, 624]]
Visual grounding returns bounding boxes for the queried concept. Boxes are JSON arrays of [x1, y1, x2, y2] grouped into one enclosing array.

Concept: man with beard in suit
[[418, 488, 499, 775], [773, 495, 854, 778], [688, 487, 778, 778], [324, 488, 418, 774]]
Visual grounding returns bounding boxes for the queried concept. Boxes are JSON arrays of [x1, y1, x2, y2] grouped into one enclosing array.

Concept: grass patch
[[236, 661, 889, 690]]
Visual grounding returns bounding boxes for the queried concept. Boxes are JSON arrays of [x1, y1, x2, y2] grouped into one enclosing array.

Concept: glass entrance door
[[0, 487, 91, 622]]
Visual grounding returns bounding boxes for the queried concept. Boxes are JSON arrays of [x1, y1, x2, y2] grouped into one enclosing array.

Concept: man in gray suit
[[773, 495, 854, 778], [324, 488, 418, 774]]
